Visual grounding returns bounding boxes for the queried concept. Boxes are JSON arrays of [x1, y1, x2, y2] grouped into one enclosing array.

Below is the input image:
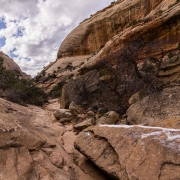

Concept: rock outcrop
[[57, 0, 177, 58], [36, 0, 180, 115], [0, 51, 31, 79], [75, 125, 180, 180], [127, 86, 180, 125]]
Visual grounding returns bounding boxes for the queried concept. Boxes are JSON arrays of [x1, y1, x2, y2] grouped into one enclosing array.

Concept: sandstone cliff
[[36, 0, 180, 103], [57, 0, 177, 58], [1, 0, 180, 179]]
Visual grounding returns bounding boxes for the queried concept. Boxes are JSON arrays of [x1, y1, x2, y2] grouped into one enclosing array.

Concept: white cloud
[[0, 0, 113, 77]]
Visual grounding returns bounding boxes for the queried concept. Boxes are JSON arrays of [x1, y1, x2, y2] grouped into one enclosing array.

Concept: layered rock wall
[[58, 0, 177, 58]]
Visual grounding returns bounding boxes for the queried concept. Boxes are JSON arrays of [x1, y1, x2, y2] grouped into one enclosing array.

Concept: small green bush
[[0, 57, 47, 106], [49, 81, 66, 98]]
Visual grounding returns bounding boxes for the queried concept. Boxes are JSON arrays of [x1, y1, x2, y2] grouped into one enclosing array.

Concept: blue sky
[[0, 0, 114, 76], [0, 20, 6, 47]]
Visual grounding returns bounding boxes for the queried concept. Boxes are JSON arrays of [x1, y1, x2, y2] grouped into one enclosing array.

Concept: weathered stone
[[53, 109, 72, 122], [75, 154, 110, 180], [95, 108, 108, 119], [69, 101, 84, 116], [157, 54, 180, 84], [75, 125, 180, 180], [0, 97, 97, 180], [58, 0, 176, 58], [62, 131, 77, 155], [128, 90, 142, 105], [127, 86, 180, 125], [74, 118, 94, 131], [147, 117, 180, 129], [96, 111, 119, 125], [87, 111, 95, 117]]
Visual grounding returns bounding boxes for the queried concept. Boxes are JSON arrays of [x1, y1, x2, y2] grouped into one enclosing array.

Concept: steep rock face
[[96, 2, 180, 61], [37, 0, 180, 98], [75, 125, 180, 180], [58, 0, 176, 58], [0, 51, 31, 79]]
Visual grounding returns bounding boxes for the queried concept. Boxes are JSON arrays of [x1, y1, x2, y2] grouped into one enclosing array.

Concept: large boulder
[[127, 86, 180, 125], [69, 101, 84, 116], [75, 125, 180, 180], [53, 109, 72, 123], [74, 118, 95, 131]]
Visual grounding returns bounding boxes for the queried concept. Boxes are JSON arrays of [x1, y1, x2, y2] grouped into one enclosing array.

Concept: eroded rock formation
[[75, 125, 180, 180], [127, 86, 180, 125], [36, 0, 180, 114], [57, 0, 177, 58], [3, 0, 180, 179]]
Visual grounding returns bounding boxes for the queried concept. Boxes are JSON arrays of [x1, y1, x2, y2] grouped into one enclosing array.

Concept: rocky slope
[[0, 98, 109, 180], [0, 51, 31, 79]]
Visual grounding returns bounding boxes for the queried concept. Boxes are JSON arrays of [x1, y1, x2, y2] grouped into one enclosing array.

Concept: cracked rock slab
[[75, 125, 180, 180]]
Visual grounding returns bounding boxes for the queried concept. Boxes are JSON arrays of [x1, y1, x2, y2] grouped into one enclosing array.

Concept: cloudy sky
[[0, 0, 113, 77]]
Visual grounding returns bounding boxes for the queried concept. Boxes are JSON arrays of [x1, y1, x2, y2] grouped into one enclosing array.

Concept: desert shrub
[[129, 19, 138, 26], [66, 63, 73, 70], [34, 74, 42, 82], [98, 68, 111, 77], [68, 74, 74, 79], [178, 41, 180, 50], [0, 57, 47, 105], [99, 44, 104, 50], [49, 80, 66, 98], [52, 73, 56, 78], [168, 52, 174, 59], [143, 17, 152, 23], [98, 107, 108, 114]]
